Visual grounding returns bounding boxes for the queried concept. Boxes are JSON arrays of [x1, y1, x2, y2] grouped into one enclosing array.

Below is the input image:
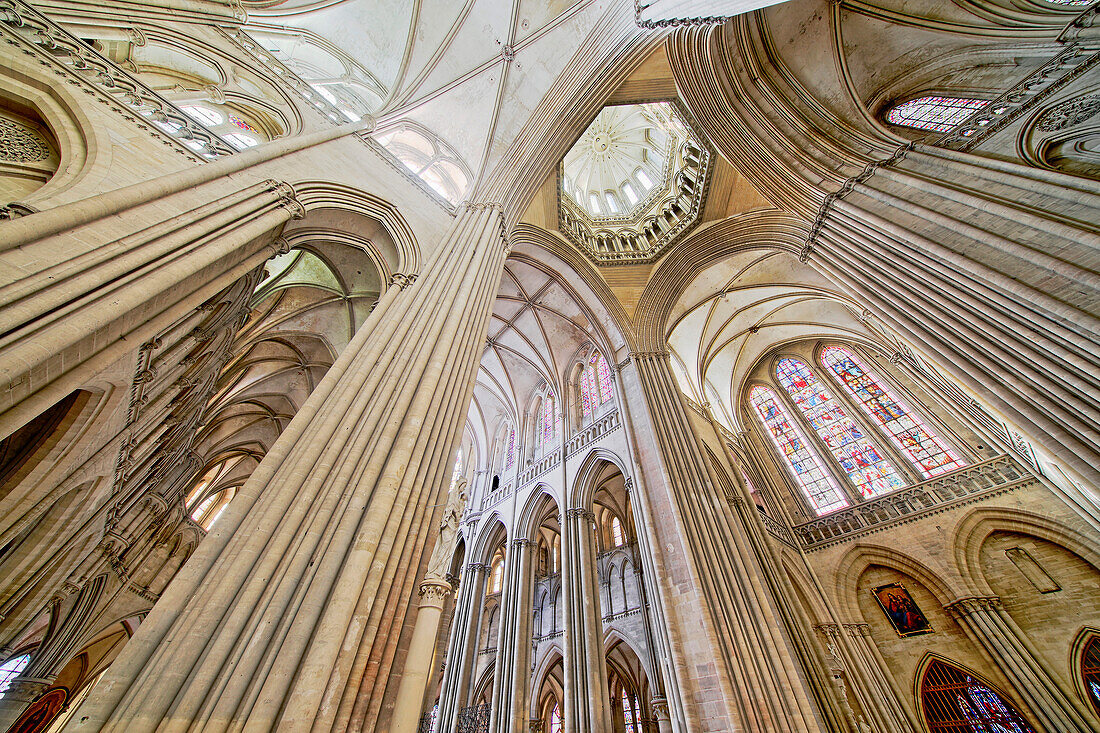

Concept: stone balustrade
[[566, 408, 621, 457], [792, 454, 1033, 551]]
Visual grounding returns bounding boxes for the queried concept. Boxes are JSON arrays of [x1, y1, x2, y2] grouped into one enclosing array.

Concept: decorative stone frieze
[[1035, 94, 1100, 131], [0, 117, 50, 162]]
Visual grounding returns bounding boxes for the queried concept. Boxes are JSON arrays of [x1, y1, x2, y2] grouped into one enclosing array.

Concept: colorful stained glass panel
[[505, 427, 515, 470], [595, 353, 614, 403], [821, 347, 966, 478], [887, 96, 988, 133], [776, 357, 905, 498], [749, 385, 848, 515], [580, 369, 594, 420]]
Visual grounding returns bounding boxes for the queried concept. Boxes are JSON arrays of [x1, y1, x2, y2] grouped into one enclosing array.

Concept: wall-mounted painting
[[872, 582, 933, 637]]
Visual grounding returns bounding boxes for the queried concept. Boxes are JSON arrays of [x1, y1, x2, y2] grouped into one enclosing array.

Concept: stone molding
[[0, 0, 235, 161]]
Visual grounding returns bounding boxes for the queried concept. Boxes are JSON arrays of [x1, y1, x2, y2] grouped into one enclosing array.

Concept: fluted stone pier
[[64, 205, 509, 732]]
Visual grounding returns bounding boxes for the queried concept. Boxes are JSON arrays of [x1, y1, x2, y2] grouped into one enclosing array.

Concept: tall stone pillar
[[0, 677, 50, 731], [391, 479, 468, 733], [491, 537, 534, 732], [0, 178, 303, 438], [627, 352, 824, 732], [562, 506, 613, 733], [437, 561, 490, 732], [835, 623, 918, 733], [946, 596, 1095, 731], [390, 581, 452, 733], [65, 205, 509, 733]]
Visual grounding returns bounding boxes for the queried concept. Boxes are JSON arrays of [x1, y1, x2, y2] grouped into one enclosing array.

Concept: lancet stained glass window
[[549, 702, 562, 733], [541, 394, 560, 447], [749, 385, 848, 515], [581, 353, 615, 422], [611, 516, 625, 547], [821, 347, 965, 478], [887, 96, 988, 133], [622, 689, 637, 733], [595, 353, 613, 402], [920, 660, 1034, 733], [1082, 635, 1100, 716], [505, 427, 516, 470], [776, 358, 905, 498]]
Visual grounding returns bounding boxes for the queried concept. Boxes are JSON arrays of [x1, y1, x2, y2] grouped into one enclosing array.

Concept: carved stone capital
[[467, 562, 490, 574], [945, 596, 1002, 618], [843, 623, 871, 638], [630, 350, 670, 361], [651, 697, 670, 720], [565, 507, 595, 522], [815, 623, 841, 638], [266, 236, 291, 257], [1, 677, 52, 703], [419, 580, 452, 607], [512, 537, 531, 549], [389, 272, 418, 290]]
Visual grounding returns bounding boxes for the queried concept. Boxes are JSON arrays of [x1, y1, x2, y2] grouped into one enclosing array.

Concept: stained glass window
[[749, 385, 848, 515], [580, 368, 595, 421], [541, 394, 560, 447], [505, 427, 516, 470], [821, 347, 966, 478], [228, 114, 258, 132], [611, 516, 625, 547], [595, 353, 614, 403], [1082, 636, 1100, 716], [622, 689, 637, 733], [549, 702, 562, 733], [920, 660, 1034, 733], [776, 358, 906, 499], [887, 96, 988, 133], [0, 654, 29, 699], [181, 105, 224, 126], [490, 558, 503, 593]]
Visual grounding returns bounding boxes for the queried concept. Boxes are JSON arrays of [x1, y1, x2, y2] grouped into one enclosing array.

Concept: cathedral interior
[[0, 0, 1097, 731]]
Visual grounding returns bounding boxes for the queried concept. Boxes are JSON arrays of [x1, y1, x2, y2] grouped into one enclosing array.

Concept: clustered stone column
[[946, 596, 1095, 731], [391, 479, 469, 733], [436, 561, 490, 732], [562, 506, 613, 733], [491, 537, 535, 731], [65, 204, 509, 732], [627, 351, 824, 731]]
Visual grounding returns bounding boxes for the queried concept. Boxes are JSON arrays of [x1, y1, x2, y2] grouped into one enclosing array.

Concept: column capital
[[1, 677, 52, 704], [815, 623, 841, 638], [843, 622, 871, 638], [418, 580, 453, 608], [466, 562, 490, 574], [630, 350, 670, 362], [511, 537, 531, 549], [388, 272, 418, 290], [565, 507, 595, 522], [651, 697, 670, 720], [528, 718, 543, 733], [945, 596, 1002, 617]]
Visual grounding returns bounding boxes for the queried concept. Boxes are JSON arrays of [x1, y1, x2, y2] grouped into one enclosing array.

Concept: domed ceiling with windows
[[559, 101, 713, 265]]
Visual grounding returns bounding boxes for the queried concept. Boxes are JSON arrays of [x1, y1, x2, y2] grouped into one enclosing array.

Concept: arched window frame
[[373, 122, 472, 205], [1077, 631, 1100, 716], [577, 348, 615, 426], [747, 382, 850, 516], [548, 700, 563, 733], [533, 386, 562, 458], [774, 355, 909, 499], [918, 658, 1036, 733]]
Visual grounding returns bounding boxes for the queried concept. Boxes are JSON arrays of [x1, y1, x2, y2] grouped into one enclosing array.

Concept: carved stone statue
[[423, 478, 468, 584]]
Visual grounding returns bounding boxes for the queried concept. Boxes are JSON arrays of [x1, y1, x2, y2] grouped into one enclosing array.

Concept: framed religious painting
[[872, 582, 933, 637]]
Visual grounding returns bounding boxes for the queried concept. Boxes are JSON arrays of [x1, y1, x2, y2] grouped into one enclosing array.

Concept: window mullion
[[816, 347, 922, 486], [771, 376, 863, 508]]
